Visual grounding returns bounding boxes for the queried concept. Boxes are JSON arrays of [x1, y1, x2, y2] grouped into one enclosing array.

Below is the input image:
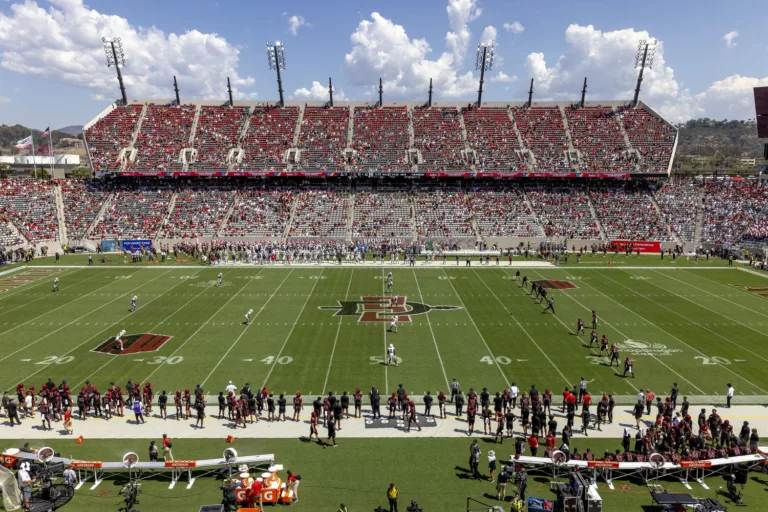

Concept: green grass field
[[2, 254, 767, 402]]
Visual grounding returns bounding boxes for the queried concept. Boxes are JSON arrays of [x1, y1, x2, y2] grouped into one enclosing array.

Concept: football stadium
[[1, 1, 768, 511]]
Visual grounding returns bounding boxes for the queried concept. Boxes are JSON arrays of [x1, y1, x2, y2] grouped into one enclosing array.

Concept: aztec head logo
[[319, 296, 462, 323], [532, 280, 576, 290], [92, 333, 171, 355]]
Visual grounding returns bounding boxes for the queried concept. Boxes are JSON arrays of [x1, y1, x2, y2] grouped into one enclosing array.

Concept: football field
[[2, 256, 768, 404]]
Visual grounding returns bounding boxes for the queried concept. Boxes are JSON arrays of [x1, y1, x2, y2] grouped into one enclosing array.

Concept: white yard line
[[589, 270, 768, 395], [0, 270, 99, 318], [261, 269, 324, 389], [25, 263, 742, 270], [442, 269, 511, 387], [738, 267, 768, 280], [143, 269, 267, 383], [6, 269, 175, 387], [0, 268, 155, 365], [202, 270, 294, 387], [0, 268, 82, 305], [76, 268, 210, 387], [382, 267, 389, 394], [412, 269, 450, 390], [525, 270, 639, 393], [321, 270, 355, 394]]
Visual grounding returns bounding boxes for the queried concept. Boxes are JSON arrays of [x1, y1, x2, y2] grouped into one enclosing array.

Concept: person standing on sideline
[[487, 450, 497, 482], [88, 254, 93, 266], [133, 396, 145, 424], [509, 382, 519, 409], [726, 383, 734, 408], [387, 483, 399, 512], [450, 378, 460, 403], [469, 439, 481, 479], [148, 441, 159, 462], [162, 434, 173, 461]]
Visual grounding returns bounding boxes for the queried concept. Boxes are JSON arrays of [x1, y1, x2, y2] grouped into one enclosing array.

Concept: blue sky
[[0, 0, 766, 130]]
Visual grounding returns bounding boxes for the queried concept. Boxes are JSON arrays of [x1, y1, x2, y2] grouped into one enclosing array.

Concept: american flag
[[41, 127, 50, 137]]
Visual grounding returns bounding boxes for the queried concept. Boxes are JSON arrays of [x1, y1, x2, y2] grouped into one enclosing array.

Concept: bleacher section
[[132, 105, 196, 172], [0, 222, 23, 246], [513, 107, 569, 173], [462, 107, 524, 172], [192, 106, 248, 172], [85, 104, 142, 172], [703, 181, 768, 246], [413, 189, 474, 239], [290, 190, 349, 238], [653, 179, 699, 242], [353, 191, 412, 239], [91, 189, 173, 239], [621, 107, 675, 173], [469, 188, 543, 237], [566, 106, 633, 174], [590, 187, 674, 241], [297, 107, 349, 172], [526, 185, 601, 239], [60, 180, 109, 240], [161, 190, 234, 238], [223, 190, 294, 237], [350, 106, 409, 172], [0, 180, 59, 242], [236, 106, 299, 172], [412, 107, 466, 171]]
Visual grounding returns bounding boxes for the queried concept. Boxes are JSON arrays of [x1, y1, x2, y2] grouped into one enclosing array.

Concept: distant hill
[[675, 119, 763, 158], [0, 124, 72, 153], [56, 125, 83, 137]]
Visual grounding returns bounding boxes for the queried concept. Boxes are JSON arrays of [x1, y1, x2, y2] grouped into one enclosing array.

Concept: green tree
[[71, 167, 91, 178], [0, 162, 10, 179]]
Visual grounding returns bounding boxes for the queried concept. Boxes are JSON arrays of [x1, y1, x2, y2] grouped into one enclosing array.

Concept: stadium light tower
[[267, 41, 286, 107], [475, 42, 494, 106], [102, 37, 127, 105], [633, 39, 657, 107]]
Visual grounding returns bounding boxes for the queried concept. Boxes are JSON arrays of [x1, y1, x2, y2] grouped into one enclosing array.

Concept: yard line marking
[[445, 269, 514, 387], [592, 270, 768, 394], [738, 267, 768, 280], [526, 270, 639, 393], [202, 270, 293, 387], [75, 269, 210, 386], [0, 268, 151, 364], [321, 270, 355, 394], [261, 269, 323, 389], [144, 269, 267, 383], [471, 270, 567, 387], [5, 269, 176, 386], [0, 267, 82, 304], [0, 269, 136, 340], [382, 268, 389, 394], [412, 269, 450, 390], [0, 268, 85, 311]]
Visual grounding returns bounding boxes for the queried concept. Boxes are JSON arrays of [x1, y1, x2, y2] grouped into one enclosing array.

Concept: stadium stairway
[[215, 197, 238, 238], [649, 191, 682, 245], [83, 191, 115, 240], [155, 193, 178, 240], [345, 193, 355, 241], [53, 184, 68, 245], [508, 109, 536, 173], [124, 104, 148, 172], [615, 109, 642, 173], [586, 192, 609, 242], [694, 188, 705, 248], [282, 195, 300, 238], [456, 109, 472, 155], [558, 105, 577, 153], [291, 105, 305, 148]]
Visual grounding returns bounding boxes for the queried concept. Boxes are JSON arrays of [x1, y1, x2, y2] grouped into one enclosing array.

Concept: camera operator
[[220, 479, 238, 512], [62, 463, 78, 495], [17, 461, 35, 512], [406, 499, 423, 512]]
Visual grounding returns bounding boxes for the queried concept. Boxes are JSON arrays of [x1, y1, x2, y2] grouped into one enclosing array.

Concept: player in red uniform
[[309, 411, 319, 441], [577, 318, 584, 335], [292, 392, 303, 421]]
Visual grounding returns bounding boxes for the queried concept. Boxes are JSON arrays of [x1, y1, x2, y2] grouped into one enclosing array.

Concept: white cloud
[[445, 0, 481, 67], [503, 21, 524, 34], [490, 71, 517, 83], [0, 96, 10, 103], [292, 80, 345, 101], [344, 11, 477, 99], [479, 26, 497, 46], [287, 15, 307, 36], [722, 31, 739, 48], [695, 74, 768, 119], [90, 93, 105, 101], [0, 0, 255, 100]]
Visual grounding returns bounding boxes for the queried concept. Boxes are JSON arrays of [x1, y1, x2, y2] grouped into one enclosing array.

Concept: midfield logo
[[730, 284, 768, 299], [319, 296, 462, 323], [533, 280, 576, 290], [92, 333, 171, 355]]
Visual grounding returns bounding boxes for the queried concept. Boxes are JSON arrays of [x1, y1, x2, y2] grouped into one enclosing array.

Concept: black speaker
[[763, 143, 768, 160]]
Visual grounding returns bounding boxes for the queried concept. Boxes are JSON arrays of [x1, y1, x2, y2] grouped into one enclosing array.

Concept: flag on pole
[[37, 144, 50, 154], [41, 127, 50, 137], [15, 136, 33, 149]]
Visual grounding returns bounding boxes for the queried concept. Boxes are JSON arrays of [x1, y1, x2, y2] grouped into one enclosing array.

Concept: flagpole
[[48, 124, 54, 179], [31, 131, 37, 180]]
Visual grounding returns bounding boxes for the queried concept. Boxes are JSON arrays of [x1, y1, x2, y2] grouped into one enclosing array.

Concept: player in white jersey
[[116, 329, 127, 351], [387, 278, 393, 293], [244, 309, 253, 325], [387, 271, 392, 280], [130, 295, 137, 312], [53, 278, 59, 292], [389, 317, 398, 334], [387, 343, 398, 366], [216, 273, 223, 286]]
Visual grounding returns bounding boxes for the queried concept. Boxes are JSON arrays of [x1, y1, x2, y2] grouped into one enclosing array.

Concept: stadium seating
[[290, 190, 349, 237], [85, 104, 143, 172], [469, 188, 543, 237], [525, 185, 601, 239], [652, 179, 699, 242], [462, 107, 524, 171], [621, 107, 675, 173], [161, 190, 234, 238], [350, 106, 409, 173], [297, 107, 349, 172], [237, 106, 299, 171], [703, 181, 768, 246], [91, 188, 173, 239], [513, 107, 570, 173], [0, 222, 23, 246], [413, 189, 474, 239], [223, 189, 294, 237], [192, 106, 248, 172], [412, 107, 466, 171], [0, 179, 59, 242], [60, 180, 110, 240], [589, 187, 674, 241], [352, 191, 412, 239], [132, 105, 196, 172], [566, 106, 633, 174]]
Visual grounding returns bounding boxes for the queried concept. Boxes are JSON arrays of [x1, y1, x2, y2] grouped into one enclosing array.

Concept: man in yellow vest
[[512, 492, 524, 511], [387, 482, 399, 512], [338, 503, 348, 512]]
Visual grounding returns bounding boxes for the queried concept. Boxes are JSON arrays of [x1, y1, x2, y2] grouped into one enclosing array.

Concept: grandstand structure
[[83, 99, 678, 177]]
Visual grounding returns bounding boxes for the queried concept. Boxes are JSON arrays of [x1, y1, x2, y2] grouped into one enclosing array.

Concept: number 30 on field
[[480, 356, 511, 365]]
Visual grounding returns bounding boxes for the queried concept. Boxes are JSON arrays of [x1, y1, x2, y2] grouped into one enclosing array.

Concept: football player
[[116, 330, 127, 352], [387, 343, 398, 365], [53, 277, 59, 292], [216, 272, 223, 287], [130, 295, 138, 312], [244, 309, 253, 325]]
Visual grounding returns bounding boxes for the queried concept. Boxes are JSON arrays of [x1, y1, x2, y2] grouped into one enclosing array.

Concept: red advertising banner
[[680, 460, 712, 469], [587, 460, 620, 469], [611, 240, 662, 253], [164, 460, 197, 468], [71, 461, 103, 469]]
